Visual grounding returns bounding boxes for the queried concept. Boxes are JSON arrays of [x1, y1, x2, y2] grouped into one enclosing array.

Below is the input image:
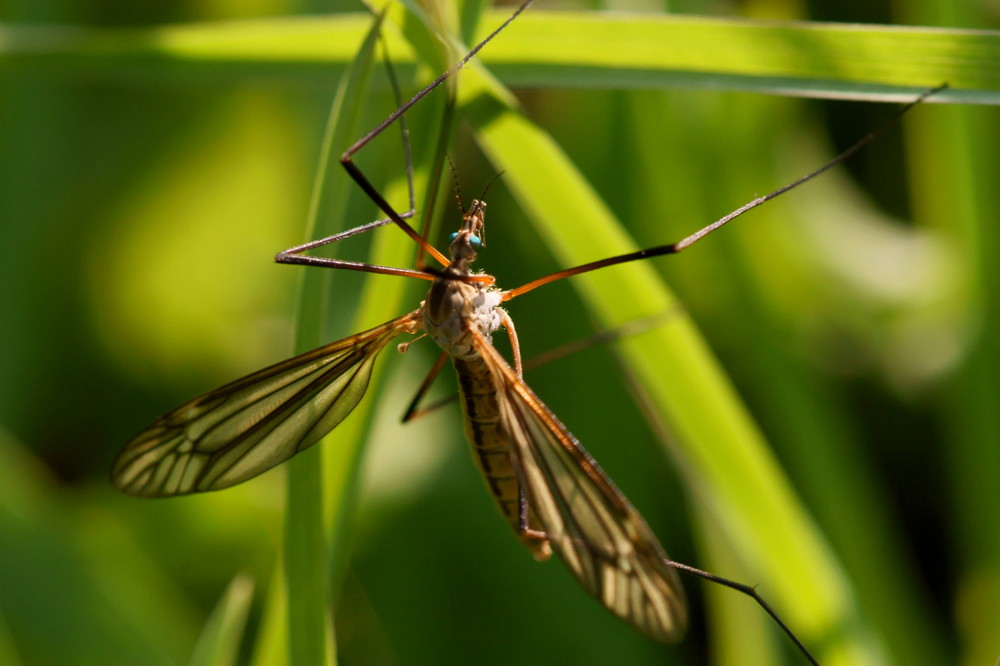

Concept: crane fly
[[111, 0, 943, 661], [112, 199, 693, 642]]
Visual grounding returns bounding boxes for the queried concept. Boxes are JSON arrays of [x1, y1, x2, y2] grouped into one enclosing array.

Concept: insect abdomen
[[452, 356, 549, 560]]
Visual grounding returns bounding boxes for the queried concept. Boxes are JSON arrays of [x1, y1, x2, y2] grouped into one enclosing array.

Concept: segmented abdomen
[[452, 356, 549, 559]]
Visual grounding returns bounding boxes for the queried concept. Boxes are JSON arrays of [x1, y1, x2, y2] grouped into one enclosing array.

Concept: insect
[[111, 0, 941, 661]]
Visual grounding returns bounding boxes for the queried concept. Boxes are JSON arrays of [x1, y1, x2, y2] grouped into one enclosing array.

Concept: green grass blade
[[453, 49, 872, 666], [249, 567, 287, 666], [189, 575, 255, 666], [6, 4, 984, 663], [3, 12, 999, 102], [277, 3, 455, 660], [0, 609, 22, 666], [478, 10, 1000, 101], [279, 13, 387, 666]]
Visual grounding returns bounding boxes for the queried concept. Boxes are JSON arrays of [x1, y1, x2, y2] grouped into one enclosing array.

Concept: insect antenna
[[446, 153, 466, 217]]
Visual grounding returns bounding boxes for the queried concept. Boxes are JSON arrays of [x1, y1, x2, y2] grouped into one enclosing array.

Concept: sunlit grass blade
[[0, 609, 22, 666], [276, 3, 459, 661], [4, 12, 1000, 102], [616, 88, 951, 665], [419, 37, 875, 666], [249, 569, 287, 666], [280, 12, 386, 666], [474, 105, 864, 664], [189, 575, 255, 666], [692, 501, 777, 665], [5, 1, 994, 663], [478, 10, 1000, 101]]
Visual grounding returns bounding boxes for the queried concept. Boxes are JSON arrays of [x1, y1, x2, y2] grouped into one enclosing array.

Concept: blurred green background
[[1, 0, 998, 664]]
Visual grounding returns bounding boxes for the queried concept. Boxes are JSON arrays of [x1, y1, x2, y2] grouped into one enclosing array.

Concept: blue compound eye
[[449, 232, 482, 248]]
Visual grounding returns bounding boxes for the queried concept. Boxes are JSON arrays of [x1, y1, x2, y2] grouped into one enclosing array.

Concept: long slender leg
[[502, 84, 947, 301], [412, 79, 458, 270], [516, 491, 550, 544], [402, 309, 683, 419], [522, 308, 681, 372], [274, 19, 431, 281], [500, 311, 523, 378], [666, 560, 820, 666], [280, 4, 531, 282], [338, 0, 536, 269], [378, 28, 416, 234], [275, 217, 435, 281], [401, 351, 450, 423]]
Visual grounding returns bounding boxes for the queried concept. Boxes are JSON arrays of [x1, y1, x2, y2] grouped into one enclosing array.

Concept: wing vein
[[112, 311, 420, 496], [465, 326, 688, 643]]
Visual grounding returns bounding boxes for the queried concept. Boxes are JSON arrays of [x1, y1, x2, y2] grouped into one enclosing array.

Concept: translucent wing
[[112, 310, 421, 497], [471, 329, 688, 643]]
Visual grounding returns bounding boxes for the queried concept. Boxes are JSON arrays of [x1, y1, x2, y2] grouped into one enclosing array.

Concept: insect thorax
[[423, 277, 503, 361]]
